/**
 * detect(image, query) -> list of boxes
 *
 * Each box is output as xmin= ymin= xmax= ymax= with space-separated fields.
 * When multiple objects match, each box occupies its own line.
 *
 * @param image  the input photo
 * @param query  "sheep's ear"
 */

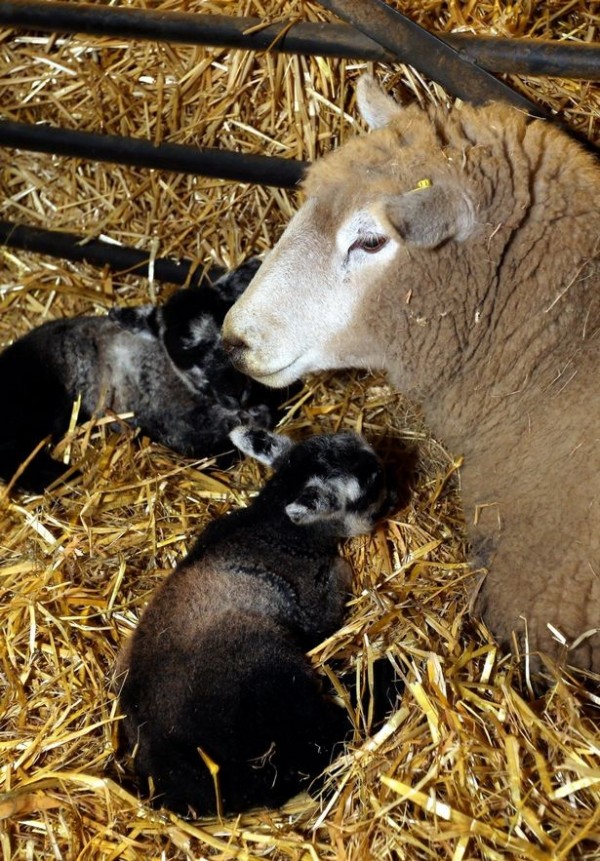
xmin=229 ymin=427 xmax=292 ymax=467
xmin=379 ymin=184 xmax=474 ymax=248
xmin=356 ymin=74 xmax=403 ymax=131
xmin=285 ymin=476 xmax=358 ymax=525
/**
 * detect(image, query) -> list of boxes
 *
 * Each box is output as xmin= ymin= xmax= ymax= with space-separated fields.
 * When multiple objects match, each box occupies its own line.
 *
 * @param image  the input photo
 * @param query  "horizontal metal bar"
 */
xmin=0 ymin=0 xmax=599 ymax=79
xmin=0 ymin=219 xmax=203 ymax=286
xmin=1 ymin=1 xmax=394 ymax=58
xmin=0 ymin=121 xmax=307 ymax=188
xmin=448 ymin=34 xmax=600 ymax=81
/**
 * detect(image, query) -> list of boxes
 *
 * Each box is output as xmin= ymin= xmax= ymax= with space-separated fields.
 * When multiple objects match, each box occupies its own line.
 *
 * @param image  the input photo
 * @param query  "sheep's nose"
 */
xmin=222 ymin=333 xmax=252 ymax=370
xmin=222 ymin=334 xmax=248 ymax=356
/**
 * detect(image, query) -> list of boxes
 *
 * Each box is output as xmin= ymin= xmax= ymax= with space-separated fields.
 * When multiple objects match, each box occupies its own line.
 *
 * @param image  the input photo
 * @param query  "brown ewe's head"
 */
xmin=222 ymin=75 xmax=477 ymax=389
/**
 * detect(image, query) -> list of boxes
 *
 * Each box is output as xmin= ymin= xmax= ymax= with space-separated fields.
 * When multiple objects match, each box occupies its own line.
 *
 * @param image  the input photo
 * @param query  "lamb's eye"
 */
xmin=349 ymin=234 xmax=388 ymax=254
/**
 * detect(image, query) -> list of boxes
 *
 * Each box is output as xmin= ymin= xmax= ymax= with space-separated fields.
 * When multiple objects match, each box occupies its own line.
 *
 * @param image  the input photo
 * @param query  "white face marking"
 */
xmin=331 ymin=475 xmax=362 ymax=503
xmin=184 ymin=317 xmax=217 ymax=347
xmin=306 ymin=474 xmax=363 ymax=507
xmin=222 ymin=201 xmax=398 ymax=387
xmin=285 ymin=475 xmax=368 ymax=528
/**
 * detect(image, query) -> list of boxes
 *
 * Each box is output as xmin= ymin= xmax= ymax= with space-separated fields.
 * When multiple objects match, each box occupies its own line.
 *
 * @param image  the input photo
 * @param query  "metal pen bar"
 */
xmin=317 ymin=0 xmax=549 ymax=116
xmin=0 ymin=219 xmax=203 ymax=286
xmin=5 ymin=2 xmax=391 ymax=58
xmin=0 ymin=0 xmax=599 ymax=79
xmin=0 ymin=121 xmax=307 ymax=189
xmin=447 ymin=34 xmax=600 ymax=81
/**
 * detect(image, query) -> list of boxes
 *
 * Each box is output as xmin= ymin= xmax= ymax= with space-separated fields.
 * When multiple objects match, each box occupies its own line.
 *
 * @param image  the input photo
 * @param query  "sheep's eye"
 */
xmin=349 ymin=234 xmax=388 ymax=254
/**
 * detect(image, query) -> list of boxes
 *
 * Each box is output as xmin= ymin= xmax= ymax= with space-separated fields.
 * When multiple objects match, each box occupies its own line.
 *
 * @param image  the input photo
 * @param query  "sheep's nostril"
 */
xmin=222 ymin=334 xmax=252 ymax=370
xmin=222 ymin=335 xmax=248 ymax=356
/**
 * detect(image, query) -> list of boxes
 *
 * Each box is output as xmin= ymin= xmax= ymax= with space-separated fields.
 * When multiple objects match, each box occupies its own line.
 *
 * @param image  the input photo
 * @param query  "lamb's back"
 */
xmin=118 ymin=613 xmax=345 ymax=815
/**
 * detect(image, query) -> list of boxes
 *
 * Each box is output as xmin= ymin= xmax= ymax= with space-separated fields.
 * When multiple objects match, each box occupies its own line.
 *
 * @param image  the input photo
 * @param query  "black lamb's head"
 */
xmin=207 ymin=257 xmax=262 ymax=316
xmin=184 ymin=256 xmax=263 ymax=325
xmin=108 ymin=257 xmax=264 ymax=401
xmin=230 ymin=428 xmax=398 ymax=537
xmin=157 ymin=290 xmax=221 ymax=372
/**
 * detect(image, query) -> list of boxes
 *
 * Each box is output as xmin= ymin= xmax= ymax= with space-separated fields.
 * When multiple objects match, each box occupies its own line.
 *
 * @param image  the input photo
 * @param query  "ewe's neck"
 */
xmin=388 ymin=246 xmax=599 ymax=459
xmin=388 ymin=121 xmax=600 ymax=456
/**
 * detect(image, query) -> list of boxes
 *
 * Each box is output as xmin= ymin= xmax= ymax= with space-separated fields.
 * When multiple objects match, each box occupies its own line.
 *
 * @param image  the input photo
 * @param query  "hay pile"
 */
xmin=1 ymin=1 xmax=599 ymax=858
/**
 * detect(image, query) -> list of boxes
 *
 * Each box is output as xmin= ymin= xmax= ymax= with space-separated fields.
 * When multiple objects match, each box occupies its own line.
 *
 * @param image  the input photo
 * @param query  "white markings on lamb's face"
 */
xmin=285 ymin=475 xmax=361 ymax=524
xmin=230 ymin=427 xmax=395 ymax=537
xmin=153 ymin=306 xmax=222 ymax=395
xmin=285 ymin=473 xmax=387 ymax=536
xmin=180 ymin=316 xmax=218 ymax=350
xmin=284 ymin=449 xmax=393 ymax=536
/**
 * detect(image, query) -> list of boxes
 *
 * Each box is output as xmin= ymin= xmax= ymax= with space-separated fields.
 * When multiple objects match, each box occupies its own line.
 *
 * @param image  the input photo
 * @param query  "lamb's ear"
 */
xmin=229 ymin=427 xmax=293 ymax=467
xmin=285 ymin=476 xmax=358 ymax=525
xmin=108 ymin=305 xmax=159 ymax=338
xmin=356 ymin=74 xmax=403 ymax=131
xmin=379 ymin=184 xmax=474 ymax=248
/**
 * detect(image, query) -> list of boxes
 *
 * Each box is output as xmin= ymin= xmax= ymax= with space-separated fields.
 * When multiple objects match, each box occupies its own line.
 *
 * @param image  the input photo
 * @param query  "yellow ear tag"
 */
xmin=415 ymin=178 xmax=432 ymax=190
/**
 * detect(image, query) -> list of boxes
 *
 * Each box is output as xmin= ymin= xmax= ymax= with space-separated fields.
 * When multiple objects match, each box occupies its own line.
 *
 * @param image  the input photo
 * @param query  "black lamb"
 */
xmin=115 ymin=427 xmax=398 ymax=817
xmin=0 ymin=258 xmax=291 ymax=492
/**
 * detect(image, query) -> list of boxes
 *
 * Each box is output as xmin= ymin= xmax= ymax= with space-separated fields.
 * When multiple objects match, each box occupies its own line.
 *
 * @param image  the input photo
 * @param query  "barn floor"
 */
xmin=0 ymin=1 xmax=599 ymax=859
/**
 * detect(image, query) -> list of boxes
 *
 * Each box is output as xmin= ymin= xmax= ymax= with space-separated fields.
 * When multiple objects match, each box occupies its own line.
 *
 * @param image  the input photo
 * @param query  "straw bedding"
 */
xmin=1 ymin=1 xmax=599 ymax=858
